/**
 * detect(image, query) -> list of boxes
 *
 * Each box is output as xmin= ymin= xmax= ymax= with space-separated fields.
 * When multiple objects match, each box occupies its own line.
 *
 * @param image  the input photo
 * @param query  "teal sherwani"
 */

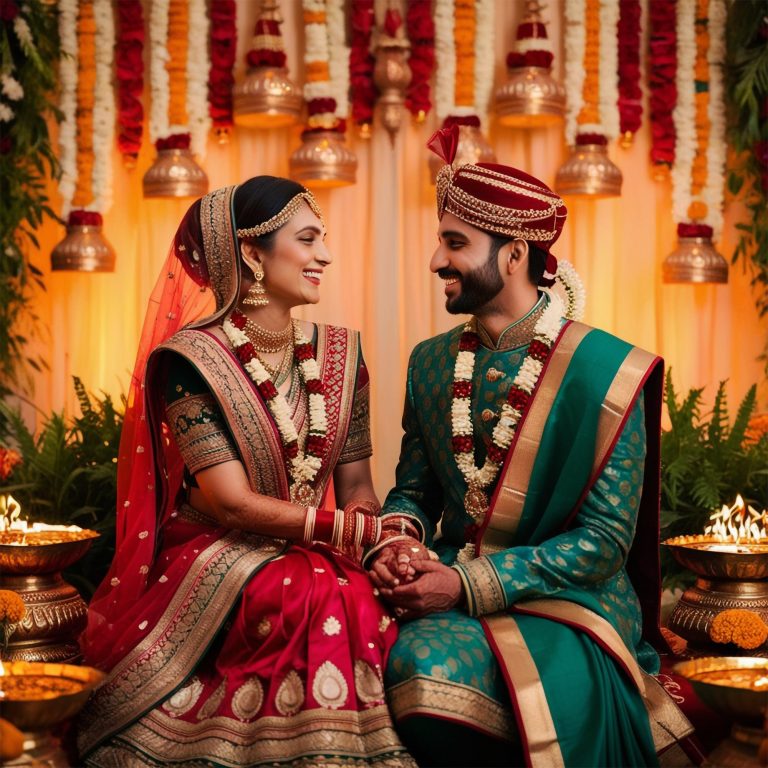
xmin=382 ymin=297 xmax=690 ymax=767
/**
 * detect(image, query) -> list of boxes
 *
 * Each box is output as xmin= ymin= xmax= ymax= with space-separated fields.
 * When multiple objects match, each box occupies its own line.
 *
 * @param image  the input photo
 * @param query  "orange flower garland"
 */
xmin=166 ymin=0 xmax=189 ymax=128
xmin=453 ymin=0 xmax=475 ymax=108
xmin=578 ymin=0 xmax=601 ymax=127
xmin=72 ymin=0 xmax=95 ymax=210
xmin=688 ymin=0 xmax=710 ymax=220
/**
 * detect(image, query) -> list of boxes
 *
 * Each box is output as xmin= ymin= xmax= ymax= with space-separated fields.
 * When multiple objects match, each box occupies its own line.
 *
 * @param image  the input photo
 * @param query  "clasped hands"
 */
xmin=368 ymin=538 xmax=464 ymax=621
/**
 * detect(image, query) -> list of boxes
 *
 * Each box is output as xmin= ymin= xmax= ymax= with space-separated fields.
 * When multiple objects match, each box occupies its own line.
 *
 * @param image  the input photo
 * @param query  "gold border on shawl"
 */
xmin=591 ymin=346 xmax=658 ymax=479
xmin=480 ymin=323 xmax=592 ymax=554
xmin=482 ymin=615 xmax=564 ymax=768
xmin=78 ymin=532 xmax=284 ymax=754
xmin=106 ymin=705 xmax=415 ymax=767
xmin=387 ymin=675 xmax=515 ymax=741
xmin=513 ymin=600 xmax=693 ymax=752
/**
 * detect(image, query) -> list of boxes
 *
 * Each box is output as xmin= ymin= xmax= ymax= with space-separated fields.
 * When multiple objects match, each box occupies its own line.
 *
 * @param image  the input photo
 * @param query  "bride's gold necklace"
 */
xmin=241 ymin=316 xmax=293 ymax=353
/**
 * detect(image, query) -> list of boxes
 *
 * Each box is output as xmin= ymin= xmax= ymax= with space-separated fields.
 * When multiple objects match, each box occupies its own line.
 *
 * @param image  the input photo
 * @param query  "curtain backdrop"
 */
xmin=25 ymin=0 xmax=766 ymax=498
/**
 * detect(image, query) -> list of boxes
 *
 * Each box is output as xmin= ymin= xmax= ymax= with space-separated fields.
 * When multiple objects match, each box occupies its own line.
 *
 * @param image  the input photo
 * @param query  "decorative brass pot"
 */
xmin=289 ymin=131 xmax=357 ymax=188
xmin=50 ymin=225 xmax=115 ymax=272
xmin=0 ymin=530 xmax=98 ymax=663
xmin=494 ymin=66 xmax=565 ymax=128
xmin=662 ymin=236 xmax=729 ymax=284
xmin=233 ymin=67 xmax=303 ymax=128
xmin=664 ymin=536 xmax=768 ymax=648
xmin=143 ymin=148 xmax=208 ymax=198
xmin=555 ymin=143 xmax=622 ymax=198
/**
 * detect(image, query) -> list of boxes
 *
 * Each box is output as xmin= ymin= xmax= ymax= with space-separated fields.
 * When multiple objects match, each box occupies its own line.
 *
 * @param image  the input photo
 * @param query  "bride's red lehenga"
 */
xmin=77 ymin=185 xmax=413 ymax=767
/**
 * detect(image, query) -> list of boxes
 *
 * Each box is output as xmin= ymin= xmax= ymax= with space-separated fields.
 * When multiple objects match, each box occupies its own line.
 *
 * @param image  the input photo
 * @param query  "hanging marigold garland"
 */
xmin=563 ymin=0 xmax=620 ymax=146
xmin=617 ymin=0 xmax=642 ymax=146
xmin=58 ymin=0 xmax=115 ymax=222
xmin=148 ymin=0 xmax=210 ymax=157
xmin=302 ymin=0 xmax=349 ymax=135
xmin=208 ymin=0 xmax=236 ymax=142
xmin=648 ymin=0 xmax=677 ymax=169
xmin=433 ymin=0 xmax=494 ymax=129
xmin=405 ymin=0 xmax=435 ymax=121
xmin=349 ymin=0 xmax=375 ymax=133
xmin=115 ymin=0 xmax=143 ymax=165
xmin=671 ymin=0 xmax=727 ymax=240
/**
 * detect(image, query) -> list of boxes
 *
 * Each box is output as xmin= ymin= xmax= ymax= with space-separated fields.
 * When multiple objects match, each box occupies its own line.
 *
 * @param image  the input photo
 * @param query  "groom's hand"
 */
xmin=369 ymin=538 xmax=431 ymax=588
xmin=379 ymin=559 xmax=464 ymax=619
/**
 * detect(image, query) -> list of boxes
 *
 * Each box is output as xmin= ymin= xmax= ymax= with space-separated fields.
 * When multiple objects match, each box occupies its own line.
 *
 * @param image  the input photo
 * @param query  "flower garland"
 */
xmin=405 ymin=0 xmax=435 ymax=121
xmin=453 ymin=292 xmax=565 ymax=563
xmin=115 ymin=0 xmax=144 ymax=164
xmin=433 ymin=0 xmax=494 ymax=125
xmin=564 ymin=0 xmax=620 ymax=146
xmin=302 ymin=0 xmax=348 ymax=133
xmin=349 ymin=0 xmax=375 ymax=132
xmin=208 ymin=0 xmax=236 ymax=142
xmin=617 ymin=0 xmax=642 ymax=146
xmin=671 ymin=0 xmax=727 ymax=240
xmin=223 ymin=311 xmax=329 ymax=502
xmin=648 ymin=0 xmax=677 ymax=169
xmin=58 ymin=0 xmax=115 ymax=219
xmin=149 ymin=0 xmax=210 ymax=158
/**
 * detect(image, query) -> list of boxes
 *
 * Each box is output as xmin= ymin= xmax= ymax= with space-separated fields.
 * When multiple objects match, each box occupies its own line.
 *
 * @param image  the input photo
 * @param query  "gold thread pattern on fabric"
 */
xmin=482 ymin=615 xmax=564 ymax=768
xmin=480 ymin=322 xmax=592 ymax=555
xmin=474 ymin=301 xmax=547 ymax=352
xmin=196 ymin=677 xmax=227 ymax=720
xmin=200 ymin=186 xmax=238 ymax=320
xmin=161 ymin=677 xmax=203 ymax=718
xmin=231 ymin=677 xmax=265 ymax=721
xmin=456 ymin=556 xmax=506 ymax=617
xmin=354 ymin=660 xmax=385 ymax=705
xmin=275 ymin=670 xmax=305 ymax=716
xmin=312 ymin=660 xmax=349 ymax=710
xmin=387 ymin=674 xmax=515 ymax=742
xmin=338 ymin=377 xmax=373 ymax=464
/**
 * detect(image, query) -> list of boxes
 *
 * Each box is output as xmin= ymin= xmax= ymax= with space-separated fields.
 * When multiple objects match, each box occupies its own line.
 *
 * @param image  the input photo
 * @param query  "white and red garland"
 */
xmin=453 ymin=291 xmax=565 ymax=563
xmin=223 ymin=310 xmax=329 ymax=492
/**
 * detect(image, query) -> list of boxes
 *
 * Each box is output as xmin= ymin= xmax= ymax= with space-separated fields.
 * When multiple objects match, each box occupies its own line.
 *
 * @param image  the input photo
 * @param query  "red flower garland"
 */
xmin=208 ymin=0 xmax=236 ymax=137
xmin=506 ymin=21 xmax=554 ymax=70
xmin=405 ymin=0 xmax=435 ymax=119
xmin=115 ymin=0 xmax=144 ymax=163
xmin=649 ymin=0 xmax=677 ymax=167
xmin=349 ymin=0 xmax=375 ymax=130
xmin=617 ymin=0 xmax=642 ymax=141
xmin=246 ymin=9 xmax=287 ymax=68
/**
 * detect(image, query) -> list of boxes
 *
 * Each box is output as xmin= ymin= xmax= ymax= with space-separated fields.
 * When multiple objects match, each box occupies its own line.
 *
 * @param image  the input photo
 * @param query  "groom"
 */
xmin=368 ymin=126 xmax=692 ymax=767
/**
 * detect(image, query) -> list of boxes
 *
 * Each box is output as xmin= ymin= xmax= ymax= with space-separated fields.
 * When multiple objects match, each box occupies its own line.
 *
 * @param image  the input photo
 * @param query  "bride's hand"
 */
xmin=368 ymin=538 xmax=432 ymax=588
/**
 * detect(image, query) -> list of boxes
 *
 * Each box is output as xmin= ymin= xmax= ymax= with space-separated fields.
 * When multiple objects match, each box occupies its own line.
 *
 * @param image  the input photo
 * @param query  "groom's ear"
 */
xmin=505 ymin=239 xmax=529 ymax=275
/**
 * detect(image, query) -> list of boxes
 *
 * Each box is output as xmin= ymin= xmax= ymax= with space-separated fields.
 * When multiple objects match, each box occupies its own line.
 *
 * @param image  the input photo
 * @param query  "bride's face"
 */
xmin=259 ymin=202 xmax=331 ymax=308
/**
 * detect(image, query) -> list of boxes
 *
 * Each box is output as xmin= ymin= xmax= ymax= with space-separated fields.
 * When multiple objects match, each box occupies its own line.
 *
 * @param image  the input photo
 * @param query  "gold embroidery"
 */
xmin=323 ymin=616 xmax=342 ymax=636
xmin=200 ymin=186 xmax=238 ymax=322
xmin=459 ymin=556 xmax=507 ymax=616
xmin=312 ymin=660 xmax=349 ymax=710
xmin=197 ymin=678 xmax=227 ymax=720
xmin=275 ymin=670 xmax=305 ymax=716
xmin=231 ymin=677 xmax=265 ymax=721
xmin=338 ymin=378 xmax=372 ymax=464
xmin=476 ymin=299 xmax=547 ymax=351
xmin=236 ymin=192 xmax=324 ymax=238
xmin=162 ymin=676 xmax=203 ymax=717
xmin=387 ymin=674 xmax=515 ymax=742
xmin=354 ymin=660 xmax=385 ymax=704
xmin=256 ymin=617 xmax=272 ymax=638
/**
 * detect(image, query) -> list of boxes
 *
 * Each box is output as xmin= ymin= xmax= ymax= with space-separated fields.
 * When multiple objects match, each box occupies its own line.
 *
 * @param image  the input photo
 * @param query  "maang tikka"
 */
xmin=243 ymin=264 xmax=269 ymax=307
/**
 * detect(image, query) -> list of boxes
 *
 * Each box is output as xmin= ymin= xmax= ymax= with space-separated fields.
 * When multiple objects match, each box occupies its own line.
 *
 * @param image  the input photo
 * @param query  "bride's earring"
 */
xmin=243 ymin=264 xmax=269 ymax=307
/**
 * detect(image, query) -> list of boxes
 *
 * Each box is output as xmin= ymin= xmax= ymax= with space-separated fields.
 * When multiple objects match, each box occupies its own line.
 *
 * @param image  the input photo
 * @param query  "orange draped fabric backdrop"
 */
xmin=26 ymin=0 xmax=766 ymax=498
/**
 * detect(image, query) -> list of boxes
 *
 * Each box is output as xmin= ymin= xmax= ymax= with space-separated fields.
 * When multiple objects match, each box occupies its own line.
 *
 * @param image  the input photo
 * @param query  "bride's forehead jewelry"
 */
xmin=235 ymin=192 xmax=324 ymax=239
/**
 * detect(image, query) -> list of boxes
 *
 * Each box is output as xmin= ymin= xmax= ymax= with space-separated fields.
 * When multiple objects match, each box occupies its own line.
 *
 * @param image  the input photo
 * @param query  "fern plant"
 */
xmin=660 ymin=370 xmax=768 ymax=590
xmin=0 ymin=378 xmax=124 ymax=598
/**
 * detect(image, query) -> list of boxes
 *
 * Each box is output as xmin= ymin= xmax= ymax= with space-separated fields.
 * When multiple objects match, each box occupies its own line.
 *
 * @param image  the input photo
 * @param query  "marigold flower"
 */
xmin=0 ymin=447 xmax=22 ymax=482
xmin=709 ymin=609 xmax=768 ymax=650
xmin=0 ymin=590 xmax=25 ymax=624
xmin=744 ymin=413 xmax=768 ymax=447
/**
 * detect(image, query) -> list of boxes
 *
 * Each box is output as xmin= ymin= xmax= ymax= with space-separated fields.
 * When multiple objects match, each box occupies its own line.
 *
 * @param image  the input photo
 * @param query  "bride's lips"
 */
xmin=303 ymin=270 xmax=322 ymax=286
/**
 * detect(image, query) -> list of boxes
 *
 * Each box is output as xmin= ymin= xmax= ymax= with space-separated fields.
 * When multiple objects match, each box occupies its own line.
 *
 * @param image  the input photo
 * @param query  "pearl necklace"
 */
xmin=452 ymin=293 xmax=564 ymax=561
xmin=223 ymin=309 xmax=328 ymax=505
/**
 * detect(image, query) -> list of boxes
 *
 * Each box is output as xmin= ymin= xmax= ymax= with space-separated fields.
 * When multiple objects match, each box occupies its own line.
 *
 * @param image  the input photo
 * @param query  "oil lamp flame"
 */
xmin=704 ymin=494 xmax=767 ymax=544
xmin=0 ymin=494 xmax=22 ymax=531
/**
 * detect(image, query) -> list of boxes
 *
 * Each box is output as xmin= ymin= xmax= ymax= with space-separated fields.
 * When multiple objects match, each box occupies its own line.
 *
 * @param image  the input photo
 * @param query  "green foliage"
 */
xmin=0 ymin=1 xmax=61 ymax=393
xmin=725 ymin=1 xmax=768 ymax=368
xmin=0 ymin=378 xmax=124 ymax=599
xmin=660 ymin=370 xmax=768 ymax=591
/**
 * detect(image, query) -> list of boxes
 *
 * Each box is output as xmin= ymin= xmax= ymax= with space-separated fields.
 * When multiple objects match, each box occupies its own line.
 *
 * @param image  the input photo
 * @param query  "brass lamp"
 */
xmin=372 ymin=24 xmax=412 ymax=145
xmin=555 ymin=141 xmax=622 ymax=198
xmin=51 ymin=211 xmax=115 ymax=272
xmin=143 ymin=136 xmax=208 ymax=199
xmin=662 ymin=224 xmax=728 ymax=283
xmin=428 ymin=120 xmax=496 ymax=183
xmin=289 ymin=130 xmax=357 ymax=188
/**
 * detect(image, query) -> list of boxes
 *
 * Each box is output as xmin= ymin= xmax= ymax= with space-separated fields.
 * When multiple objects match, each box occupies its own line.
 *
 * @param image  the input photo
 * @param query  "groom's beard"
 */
xmin=439 ymin=252 xmax=504 ymax=315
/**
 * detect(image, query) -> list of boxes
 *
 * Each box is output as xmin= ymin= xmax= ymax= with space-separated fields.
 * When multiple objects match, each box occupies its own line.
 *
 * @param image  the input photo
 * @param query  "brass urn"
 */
xmin=662 ymin=236 xmax=729 ymax=284
xmin=495 ymin=66 xmax=565 ymax=127
xmin=233 ymin=67 xmax=303 ymax=128
xmin=373 ymin=36 xmax=411 ymax=145
xmin=289 ymin=130 xmax=357 ymax=188
xmin=555 ymin=143 xmax=622 ymax=198
xmin=143 ymin=148 xmax=209 ymax=198
xmin=50 ymin=225 xmax=115 ymax=272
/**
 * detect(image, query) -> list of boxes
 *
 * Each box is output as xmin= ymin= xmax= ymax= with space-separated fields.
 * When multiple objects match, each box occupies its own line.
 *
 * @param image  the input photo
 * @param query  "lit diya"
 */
xmin=0 ymin=659 xmax=104 ymax=764
xmin=664 ymin=496 xmax=768 ymax=647
xmin=0 ymin=497 xmax=99 ymax=663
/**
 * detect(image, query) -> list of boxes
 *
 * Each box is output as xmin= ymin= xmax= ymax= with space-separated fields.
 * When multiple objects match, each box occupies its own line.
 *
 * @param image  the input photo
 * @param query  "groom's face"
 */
xmin=430 ymin=213 xmax=505 ymax=315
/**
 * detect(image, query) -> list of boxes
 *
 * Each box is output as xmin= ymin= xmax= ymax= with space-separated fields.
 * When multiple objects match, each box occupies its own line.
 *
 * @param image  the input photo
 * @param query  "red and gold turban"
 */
xmin=427 ymin=124 xmax=566 ymax=286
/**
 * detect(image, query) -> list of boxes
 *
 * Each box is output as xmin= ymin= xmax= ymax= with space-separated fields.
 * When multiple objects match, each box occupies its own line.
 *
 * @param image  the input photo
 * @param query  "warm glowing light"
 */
xmin=0 ymin=494 xmax=21 ymax=530
xmin=704 ymin=495 xmax=766 ymax=544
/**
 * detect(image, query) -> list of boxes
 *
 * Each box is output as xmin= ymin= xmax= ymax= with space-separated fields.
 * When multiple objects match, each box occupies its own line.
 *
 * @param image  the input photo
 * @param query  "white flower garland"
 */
xmin=434 ymin=0 xmax=456 ymax=122
xmin=58 ymin=0 xmax=78 ymax=216
xmin=564 ymin=0 xmax=586 ymax=145
xmin=598 ymin=0 xmax=619 ymax=140
xmin=13 ymin=17 xmax=33 ymax=50
xmin=303 ymin=0 xmax=329 ymax=102
xmin=92 ymin=0 xmax=115 ymax=213
xmin=554 ymin=259 xmax=586 ymax=321
xmin=186 ymin=0 xmax=211 ymax=159
xmin=672 ymin=0 xmax=696 ymax=226
xmin=704 ymin=0 xmax=726 ymax=239
xmin=454 ymin=292 xmax=565 ymax=563
xmin=0 ymin=103 xmax=13 ymax=122
xmin=148 ymin=0 xmax=170 ymax=145
xmin=473 ymin=0 xmax=494 ymax=124
xmin=222 ymin=316 xmax=329 ymax=487
xmin=0 ymin=75 xmax=23 ymax=101
xmin=326 ymin=0 xmax=349 ymax=119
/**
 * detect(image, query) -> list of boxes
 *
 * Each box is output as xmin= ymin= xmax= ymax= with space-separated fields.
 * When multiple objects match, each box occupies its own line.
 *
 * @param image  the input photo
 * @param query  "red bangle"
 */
xmin=314 ymin=507 xmax=336 ymax=542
